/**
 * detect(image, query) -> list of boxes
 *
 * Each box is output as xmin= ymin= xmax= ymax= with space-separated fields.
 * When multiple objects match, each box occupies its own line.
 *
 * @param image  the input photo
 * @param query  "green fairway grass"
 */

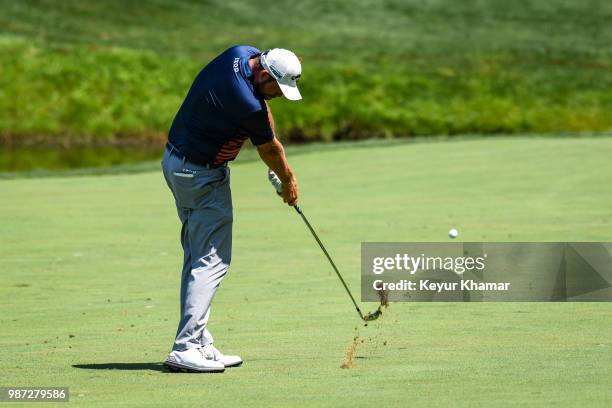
xmin=1 ymin=137 xmax=611 ymax=407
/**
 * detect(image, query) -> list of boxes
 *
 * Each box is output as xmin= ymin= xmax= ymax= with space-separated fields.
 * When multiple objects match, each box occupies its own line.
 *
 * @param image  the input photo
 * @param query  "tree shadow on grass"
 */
xmin=73 ymin=362 xmax=169 ymax=372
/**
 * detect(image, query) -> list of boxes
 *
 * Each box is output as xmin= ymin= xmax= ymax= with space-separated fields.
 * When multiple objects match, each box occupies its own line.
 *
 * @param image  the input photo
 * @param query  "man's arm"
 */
xmin=257 ymin=137 xmax=298 ymax=206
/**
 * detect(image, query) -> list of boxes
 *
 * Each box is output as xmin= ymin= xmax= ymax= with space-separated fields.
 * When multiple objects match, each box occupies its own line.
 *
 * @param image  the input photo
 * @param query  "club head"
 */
xmin=362 ymin=307 xmax=382 ymax=321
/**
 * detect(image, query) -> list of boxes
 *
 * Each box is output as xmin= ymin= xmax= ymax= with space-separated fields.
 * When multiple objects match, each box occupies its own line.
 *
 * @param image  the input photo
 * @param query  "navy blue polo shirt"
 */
xmin=167 ymin=45 xmax=274 ymax=167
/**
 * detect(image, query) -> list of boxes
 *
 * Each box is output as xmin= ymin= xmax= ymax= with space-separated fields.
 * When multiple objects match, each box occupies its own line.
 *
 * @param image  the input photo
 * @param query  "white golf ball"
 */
xmin=448 ymin=228 xmax=459 ymax=239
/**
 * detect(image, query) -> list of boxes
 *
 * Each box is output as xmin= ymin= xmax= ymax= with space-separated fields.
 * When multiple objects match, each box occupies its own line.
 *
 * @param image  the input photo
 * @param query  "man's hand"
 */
xmin=258 ymin=138 xmax=298 ymax=206
xmin=280 ymin=175 xmax=298 ymax=206
xmin=267 ymin=169 xmax=299 ymax=206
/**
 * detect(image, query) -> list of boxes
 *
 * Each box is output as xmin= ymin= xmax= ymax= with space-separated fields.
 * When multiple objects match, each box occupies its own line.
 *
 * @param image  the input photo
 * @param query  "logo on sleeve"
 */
xmin=233 ymin=58 xmax=240 ymax=73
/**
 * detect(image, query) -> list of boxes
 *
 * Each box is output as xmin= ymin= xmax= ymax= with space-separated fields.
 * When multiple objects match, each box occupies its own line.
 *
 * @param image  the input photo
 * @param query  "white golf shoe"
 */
xmin=202 ymin=343 xmax=243 ymax=368
xmin=164 ymin=347 xmax=225 ymax=373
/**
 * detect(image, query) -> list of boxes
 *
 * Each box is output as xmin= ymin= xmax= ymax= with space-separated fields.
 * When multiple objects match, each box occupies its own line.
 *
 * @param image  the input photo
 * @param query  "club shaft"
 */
xmin=294 ymin=205 xmax=363 ymax=319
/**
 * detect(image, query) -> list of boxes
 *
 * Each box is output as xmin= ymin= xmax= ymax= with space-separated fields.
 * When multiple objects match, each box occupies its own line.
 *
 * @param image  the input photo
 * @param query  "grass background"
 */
xmin=1 ymin=0 xmax=611 ymax=144
xmin=1 ymin=137 xmax=611 ymax=407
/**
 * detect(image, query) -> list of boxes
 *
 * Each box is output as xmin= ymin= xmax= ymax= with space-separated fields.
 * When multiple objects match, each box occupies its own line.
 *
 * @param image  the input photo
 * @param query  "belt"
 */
xmin=165 ymin=142 xmax=227 ymax=169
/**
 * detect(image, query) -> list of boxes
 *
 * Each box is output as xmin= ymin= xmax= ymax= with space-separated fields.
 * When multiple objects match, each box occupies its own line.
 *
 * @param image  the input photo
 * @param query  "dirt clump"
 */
xmin=340 ymin=335 xmax=360 ymax=369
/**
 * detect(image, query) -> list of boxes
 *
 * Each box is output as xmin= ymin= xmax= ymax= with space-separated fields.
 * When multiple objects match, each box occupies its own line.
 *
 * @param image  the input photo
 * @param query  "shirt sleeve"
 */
xmin=239 ymin=109 xmax=274 ymax=145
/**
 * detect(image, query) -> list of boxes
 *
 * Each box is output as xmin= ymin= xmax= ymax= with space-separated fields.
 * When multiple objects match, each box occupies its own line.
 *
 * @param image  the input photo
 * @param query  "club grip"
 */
xmin=267 ymin=169 xmax=283 ymax=194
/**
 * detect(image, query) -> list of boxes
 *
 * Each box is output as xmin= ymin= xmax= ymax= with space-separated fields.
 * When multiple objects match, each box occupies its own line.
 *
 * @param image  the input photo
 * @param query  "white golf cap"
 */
xmin=260 ymin=48 xmax=302 ymax=101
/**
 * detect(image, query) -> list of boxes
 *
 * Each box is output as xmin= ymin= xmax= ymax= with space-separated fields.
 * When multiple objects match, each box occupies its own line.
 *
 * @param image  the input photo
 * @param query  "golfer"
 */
xmin=161 ymin=46 xmax=301 ymax=372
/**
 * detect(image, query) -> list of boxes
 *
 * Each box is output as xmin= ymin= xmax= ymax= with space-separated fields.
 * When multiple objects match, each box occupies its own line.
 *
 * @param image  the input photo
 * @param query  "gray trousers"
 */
xmin=161 ymin=148 xmax=233 ymax=351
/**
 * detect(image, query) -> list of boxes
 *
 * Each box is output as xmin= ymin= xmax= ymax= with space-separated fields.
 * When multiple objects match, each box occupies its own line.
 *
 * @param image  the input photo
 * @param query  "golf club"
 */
xmin=268 ymin=170 xmax=382 ymax=322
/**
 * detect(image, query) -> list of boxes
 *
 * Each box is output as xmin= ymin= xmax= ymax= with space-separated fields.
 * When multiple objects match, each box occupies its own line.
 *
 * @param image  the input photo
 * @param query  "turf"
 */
xmin=1 ymin=0 xmax=611 ymax=142
xmin=1 ymin=137 xmax=611 ymax=407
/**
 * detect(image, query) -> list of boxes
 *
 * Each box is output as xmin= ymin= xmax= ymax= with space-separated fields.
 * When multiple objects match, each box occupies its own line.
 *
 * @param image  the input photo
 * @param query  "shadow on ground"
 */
xmin=73 ymin=363 xmax=167 ymax=372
